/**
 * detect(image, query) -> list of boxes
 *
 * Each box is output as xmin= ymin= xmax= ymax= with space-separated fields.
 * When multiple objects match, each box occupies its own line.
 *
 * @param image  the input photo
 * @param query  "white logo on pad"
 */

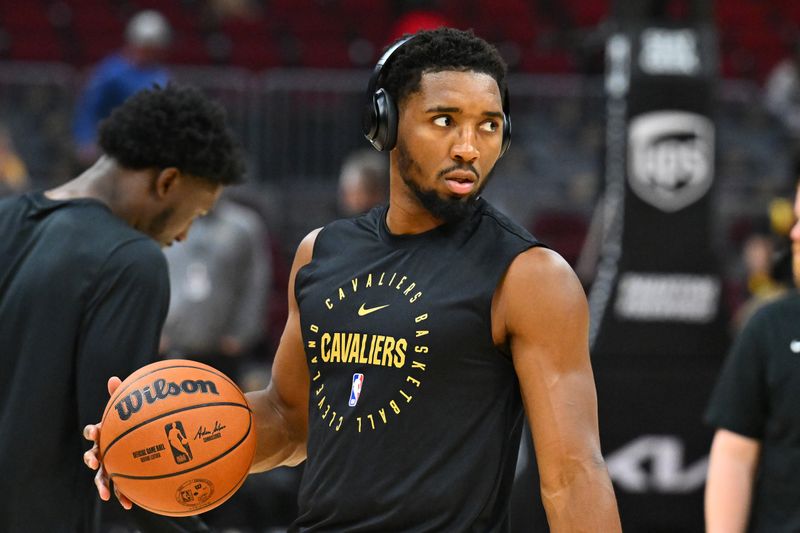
xmin=628 ymin=111 xmax=714 ymax=212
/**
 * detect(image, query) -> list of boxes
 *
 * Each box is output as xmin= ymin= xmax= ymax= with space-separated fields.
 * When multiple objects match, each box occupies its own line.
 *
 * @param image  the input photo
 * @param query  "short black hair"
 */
xmin=98 ymin=84 xmax=244 ymax=185
xmin=380 ymin=27 xmax=507 ymax=107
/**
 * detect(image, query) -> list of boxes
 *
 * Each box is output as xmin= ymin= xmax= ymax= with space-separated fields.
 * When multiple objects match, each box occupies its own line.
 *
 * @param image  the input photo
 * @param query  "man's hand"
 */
xmin=82 ymin=376 xmax=133 ymax=510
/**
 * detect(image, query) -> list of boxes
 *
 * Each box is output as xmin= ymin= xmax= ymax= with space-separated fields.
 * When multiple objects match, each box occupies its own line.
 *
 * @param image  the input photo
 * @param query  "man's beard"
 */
xmin=144 ymin=206 xmax=175 ymax=246
xmin=396 ymin=140 xmax=488 ymax=224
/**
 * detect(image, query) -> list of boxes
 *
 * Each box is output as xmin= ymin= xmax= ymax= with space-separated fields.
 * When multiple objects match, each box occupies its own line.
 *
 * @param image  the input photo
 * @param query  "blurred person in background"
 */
xmin=0 ymin=124 xmax=29 ymax=196
xmin=336 ymin=148 xmax=388 ymax=216
xmin=705 ymin=180 xmax=800 ymax=532
xmin=0 ymin=84 xmax=243 ymax=533
xmin=730 ymin=196 xmax=796 ymax=331
xmin=160 ymin=192 xmax=271 ymax=385
xmin=72 ymin=10 xmax=172 ymax=168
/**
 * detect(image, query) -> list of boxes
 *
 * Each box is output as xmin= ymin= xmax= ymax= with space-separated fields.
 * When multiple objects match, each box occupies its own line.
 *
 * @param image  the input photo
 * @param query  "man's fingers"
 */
xmin=95 ymin=466 xmax=133 ymax=510
xmin=113 ymin=483 xmax=133 ymax=510
xmin=83 ymin=423 xmax=101 ymax=442
xmin=86 ymin=378 xmax=129 ymax=508
xmin=94 ymin=467 xmax=111 ymax=501
xmin=107 ymin=376 xmax=122 ymax=396
xmin=83 ymin=442 xmax=100 ymax=470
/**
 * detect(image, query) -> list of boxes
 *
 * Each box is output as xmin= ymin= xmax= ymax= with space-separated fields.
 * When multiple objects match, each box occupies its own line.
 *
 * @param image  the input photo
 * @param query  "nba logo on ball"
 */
xmin=165 ymin=421 xmax=193 ymax=464
xmin=349 ymin=373 xmax=364 ymax=407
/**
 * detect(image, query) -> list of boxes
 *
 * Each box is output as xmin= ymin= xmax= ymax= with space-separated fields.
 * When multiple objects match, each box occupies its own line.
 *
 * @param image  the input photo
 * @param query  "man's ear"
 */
xmin=153 ymin=167 xmax=181 ymax=199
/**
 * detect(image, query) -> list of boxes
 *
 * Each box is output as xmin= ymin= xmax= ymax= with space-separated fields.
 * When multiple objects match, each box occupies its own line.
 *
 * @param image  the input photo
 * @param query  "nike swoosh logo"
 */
xmin=358 ymin=303 xmax=390 ymax=316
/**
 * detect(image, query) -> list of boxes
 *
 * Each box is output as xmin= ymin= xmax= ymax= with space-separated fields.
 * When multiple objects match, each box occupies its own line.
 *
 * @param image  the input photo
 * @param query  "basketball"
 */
xmin=99 ymin=359 xmax=256 ymax=516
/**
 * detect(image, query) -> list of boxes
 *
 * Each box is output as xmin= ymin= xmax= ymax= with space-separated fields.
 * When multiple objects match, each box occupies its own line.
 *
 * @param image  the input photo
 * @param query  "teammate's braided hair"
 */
xmin=98 ymin=83 xmax=244 ymax=185
xmin=380 ymin=27 xmax=508 ymax=107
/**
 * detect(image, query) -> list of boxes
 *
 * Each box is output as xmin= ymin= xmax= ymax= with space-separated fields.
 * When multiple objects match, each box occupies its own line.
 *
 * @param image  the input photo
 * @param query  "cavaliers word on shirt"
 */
xmin=293 ymin=199 xmax=541 ymax=532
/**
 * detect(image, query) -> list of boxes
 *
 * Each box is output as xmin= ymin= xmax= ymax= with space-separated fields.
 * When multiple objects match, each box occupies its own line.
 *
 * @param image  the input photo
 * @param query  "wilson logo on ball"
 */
xmin=115 ymin=378 xmax=220 ymax=421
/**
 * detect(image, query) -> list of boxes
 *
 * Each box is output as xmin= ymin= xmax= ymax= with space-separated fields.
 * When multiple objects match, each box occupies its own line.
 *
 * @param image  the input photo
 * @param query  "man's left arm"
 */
xmin=497 ymin=246 xmax=621 ymax=531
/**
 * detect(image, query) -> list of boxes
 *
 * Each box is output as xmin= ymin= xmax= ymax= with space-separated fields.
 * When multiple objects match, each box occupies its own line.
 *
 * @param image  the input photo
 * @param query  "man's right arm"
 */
xmin=84 ymin=229 xmax=319 ymax=504
xmin=705 ymin=428 xmax=761 ymax=533
xmin=246 ymin=228 xmax=320 ymax=471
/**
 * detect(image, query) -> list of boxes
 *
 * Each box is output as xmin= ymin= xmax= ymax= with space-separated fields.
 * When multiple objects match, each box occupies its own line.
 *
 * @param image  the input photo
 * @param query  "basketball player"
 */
xmin=1 ymin=84 xmax=243 ymax=532
xmin=704 ymin=180 xmax=800 ymax=532
xmin=86 ymin=29 xmax=620 ymax=530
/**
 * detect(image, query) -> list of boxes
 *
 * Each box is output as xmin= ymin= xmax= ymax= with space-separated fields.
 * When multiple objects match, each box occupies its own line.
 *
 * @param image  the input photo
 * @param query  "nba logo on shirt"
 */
xmin=349 ymin=373 xmax=364 ymax=407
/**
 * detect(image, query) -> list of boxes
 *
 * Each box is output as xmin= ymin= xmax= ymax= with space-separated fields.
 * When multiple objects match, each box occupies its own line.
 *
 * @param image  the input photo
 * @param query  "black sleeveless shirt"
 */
xmin=293 ymin=199 xmax=540 ymax=532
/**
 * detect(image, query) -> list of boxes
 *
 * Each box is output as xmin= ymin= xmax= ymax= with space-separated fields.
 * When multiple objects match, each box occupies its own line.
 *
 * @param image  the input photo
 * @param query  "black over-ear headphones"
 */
xmin=362 ymin=35 xmax=512 ymax=157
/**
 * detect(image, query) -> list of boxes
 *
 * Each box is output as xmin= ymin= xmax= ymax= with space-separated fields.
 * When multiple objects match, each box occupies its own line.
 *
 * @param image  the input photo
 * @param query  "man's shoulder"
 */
xmin=52 ymin=199 xmax=149 ymax=244
xmin=751 ymin=290 xmax=800 ymax=320
xmin=90 ymin=238 xmax=168 ymax=300
xmin=37 ymin=198 xmax=163 ymax=272
xmin=733 ymin=291 xmax=800 ymax=346
xmin=89 ymin=53 xmax=131 ymax=78
xmin=320 ymin=207 xmax=383 ymax=239
xmin=477 ymin=200 xmax=539 ymax=246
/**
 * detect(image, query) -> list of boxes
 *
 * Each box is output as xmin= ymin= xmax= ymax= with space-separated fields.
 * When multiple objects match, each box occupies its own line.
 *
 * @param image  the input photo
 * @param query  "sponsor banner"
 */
xmin=614 ymin=272 xmax=720 ymax=322
xmin=590 ymin=22 xmax=729 ymax=359
xmin=595 ymin=365 xmax=718 ymax=531
xmin=638 ymin=28 xmax=702 ymax=76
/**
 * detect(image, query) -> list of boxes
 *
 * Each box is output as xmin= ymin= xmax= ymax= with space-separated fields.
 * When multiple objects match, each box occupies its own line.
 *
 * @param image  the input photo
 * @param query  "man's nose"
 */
xmin=451 ymin=127 xmax=479 ymax=162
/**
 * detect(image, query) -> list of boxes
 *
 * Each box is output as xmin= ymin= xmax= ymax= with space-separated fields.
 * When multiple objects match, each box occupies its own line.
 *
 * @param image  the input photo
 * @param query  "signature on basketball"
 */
xmin=195 ymin=421 xmax=226 ymax=442
xmin=114 ymin=378 xmax=220 ymax=421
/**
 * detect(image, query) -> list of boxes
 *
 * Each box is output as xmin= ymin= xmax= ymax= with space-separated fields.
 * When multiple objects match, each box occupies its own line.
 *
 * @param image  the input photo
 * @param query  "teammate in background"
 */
xmin=336 ymin=148 xmax=388 ymax=216
xmin=72 ymin=10 xmax=172 ymax=168
xmin=705 ymin=181 xmax=800 ymax=532
xmin=1 ymin=84 xmax=243 ymax=532
xmin=85 ymin=28 xmax=620 ymax=530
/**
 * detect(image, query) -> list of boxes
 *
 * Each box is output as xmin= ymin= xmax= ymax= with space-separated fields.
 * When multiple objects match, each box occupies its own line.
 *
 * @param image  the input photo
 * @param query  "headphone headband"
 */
xmin=365 ymin=35 xmax=416 ymax=107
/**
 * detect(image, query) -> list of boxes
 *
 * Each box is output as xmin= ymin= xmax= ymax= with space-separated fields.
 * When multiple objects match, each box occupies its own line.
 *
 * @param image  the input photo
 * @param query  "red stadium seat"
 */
xmin=7 ymin=28 xmax=64 ymax=62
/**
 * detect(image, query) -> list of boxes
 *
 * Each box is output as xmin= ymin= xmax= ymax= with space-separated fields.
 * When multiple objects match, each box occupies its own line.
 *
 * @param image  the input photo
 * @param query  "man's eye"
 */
xmin=433 ymin=116 xmax=452 ymax=127
xmin=480 ymin=121 xmax=499 ymax=132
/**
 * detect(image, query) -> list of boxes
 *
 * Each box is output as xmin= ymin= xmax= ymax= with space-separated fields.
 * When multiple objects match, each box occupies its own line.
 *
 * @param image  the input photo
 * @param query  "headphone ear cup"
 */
xmin=362 ymin=93 xmax=380 ymax=147
xmin=499 ymin=113 xmax=511 ymax=158
xmin=370 ymin=88 xmax=398 ymax=152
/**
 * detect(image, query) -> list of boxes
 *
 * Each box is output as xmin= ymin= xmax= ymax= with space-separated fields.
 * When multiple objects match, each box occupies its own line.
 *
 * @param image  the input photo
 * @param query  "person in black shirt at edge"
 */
xmin=705 ymin=179 xmax=800 ymax=533
xmin=0 ymin=84 xmax=244 ymax=533
xmin=85 ymin=28 xmax=621 ymax=531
